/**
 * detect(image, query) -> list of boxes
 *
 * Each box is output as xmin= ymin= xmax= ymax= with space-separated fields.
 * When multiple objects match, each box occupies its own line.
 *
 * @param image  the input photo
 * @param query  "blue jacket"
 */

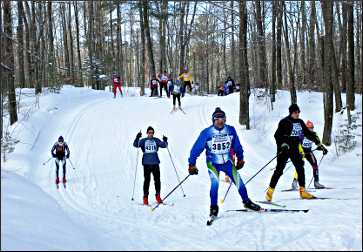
xmin=188 ymin=124 xmax=244 ymax=165
xmin=133 ymin=137 xmax=167 ymax=165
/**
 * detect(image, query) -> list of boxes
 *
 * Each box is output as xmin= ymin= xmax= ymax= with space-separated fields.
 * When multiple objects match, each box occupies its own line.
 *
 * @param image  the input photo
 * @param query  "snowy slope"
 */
xmin=1 ymin=86 xmax=362 ymax=250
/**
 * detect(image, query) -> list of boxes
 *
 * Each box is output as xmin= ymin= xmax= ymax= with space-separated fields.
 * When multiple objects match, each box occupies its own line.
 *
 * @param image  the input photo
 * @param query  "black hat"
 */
xmin=58 ymin=136 xmax=64 ymax=142
xmin=212 ymin=107 xmax=226 ymax=122
xmin=146 ymin=126 xmax=154 ymax=133
xmin=289 ymin=104 xmax=300 ymax=114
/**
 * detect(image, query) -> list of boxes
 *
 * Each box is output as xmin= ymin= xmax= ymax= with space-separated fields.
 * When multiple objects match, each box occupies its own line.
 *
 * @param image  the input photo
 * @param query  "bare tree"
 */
xmin=346 ymin=2 xmax=355 ymax=110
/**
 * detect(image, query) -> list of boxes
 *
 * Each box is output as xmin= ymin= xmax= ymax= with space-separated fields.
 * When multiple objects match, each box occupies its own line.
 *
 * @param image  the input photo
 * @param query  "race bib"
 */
xmin=209 ymin=134 xmax=231 ymax=155
xmin=145 ymin=140 xmax=157 ymax=153
xmin=291 ymin=123 xmax=303 ymax=139
xmin=302 ymin=138 xmax=313 ymax=149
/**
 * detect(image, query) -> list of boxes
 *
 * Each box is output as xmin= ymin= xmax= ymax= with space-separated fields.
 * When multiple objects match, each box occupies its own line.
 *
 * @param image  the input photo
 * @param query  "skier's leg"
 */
xmin=290 ymin=150 xmax=306 ymax=187
xmin=113 ymin=84 xmax=116 ymax=98
xmin=269 ymin=151 xmax=289 ymax=188
xmin=177 ymin=94 xmax=181 ymax=107
xmin=118 ymin=85 xmax=123 ymax=96
xmin=143 ymin=165 xmax=152 ymax=196
xmin=152 ymin=165 xmax=161 ymax=195
xmin=62 ymin=159 xmax=67 ymax=181
xmin=172 ymin=94 xmax=176 ymax=107
xmin=55 ymin=159 xmax=60 ymax=183
xmin=207 ymin=162 xmax=220 ymax=207
xmin=223 ymin=161 xmax=249 ymax=202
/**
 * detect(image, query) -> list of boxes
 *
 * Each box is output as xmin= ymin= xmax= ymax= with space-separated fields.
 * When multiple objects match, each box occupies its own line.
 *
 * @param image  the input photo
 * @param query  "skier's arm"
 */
xmin=51 ymin=144 xmax=56 ymax=157
xmin=133 ymin=137 xmax=143 ymax=148
xmin=231 ymin=127 xmax=244 ymax=161
xmin=274 ymin=119 xmax=290 ymax=146
xmin=65 ymin=143 xmax=70 ymax=158
xmin=156 ymin=138 xmax=168 ymax=148
xmin=188 ymin=130 xmax=208 ymax=165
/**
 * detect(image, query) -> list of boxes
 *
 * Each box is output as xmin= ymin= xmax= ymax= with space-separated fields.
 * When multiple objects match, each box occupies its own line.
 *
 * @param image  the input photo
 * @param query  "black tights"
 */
xmin=143 ymin=165 xmax=161 ymax=196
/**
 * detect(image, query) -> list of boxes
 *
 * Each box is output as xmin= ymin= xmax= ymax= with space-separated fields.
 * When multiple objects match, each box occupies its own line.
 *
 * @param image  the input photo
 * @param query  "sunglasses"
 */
xmin=147 ymin=131 xmax=154 ymax=134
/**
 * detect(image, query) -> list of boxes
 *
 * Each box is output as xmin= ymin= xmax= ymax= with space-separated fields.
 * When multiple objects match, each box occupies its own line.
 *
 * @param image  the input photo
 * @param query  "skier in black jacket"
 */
xmin=265 ymin=104 xmax=328 ymax=201
xmin=51 ymin=136 xmax=70 ymax=186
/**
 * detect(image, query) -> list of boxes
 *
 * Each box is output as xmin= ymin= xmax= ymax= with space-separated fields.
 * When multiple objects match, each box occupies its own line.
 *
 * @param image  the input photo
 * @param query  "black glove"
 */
xmin=281 ymin=143 xmax=290 ymax=152
xmin=188 ymin=165 xmax=198 ymax=175
xmin=52 ymin=153 xmax=56 ymax=158
xmin=236 ymin=159 xmax=245 ymax=170
xmin=66 ymin=154 xmax=70 ymax=159
xmin=317 ymin=144 xmax=328 ymax=155
xmin=136 ymin=132 xmax=142 ymax=139
xmin=163 ymin=136 xmax=168 ymax=142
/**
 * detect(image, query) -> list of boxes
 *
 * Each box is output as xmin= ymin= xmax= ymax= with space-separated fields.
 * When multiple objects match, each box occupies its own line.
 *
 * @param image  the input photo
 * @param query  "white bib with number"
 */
xmin=145 ymin=140 xmax=157 ymax=153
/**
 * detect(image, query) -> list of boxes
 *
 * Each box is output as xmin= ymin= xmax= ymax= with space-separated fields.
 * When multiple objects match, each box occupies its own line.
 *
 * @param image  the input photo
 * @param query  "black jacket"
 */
xmin=274 ymin=115 xmax=320 ymax=151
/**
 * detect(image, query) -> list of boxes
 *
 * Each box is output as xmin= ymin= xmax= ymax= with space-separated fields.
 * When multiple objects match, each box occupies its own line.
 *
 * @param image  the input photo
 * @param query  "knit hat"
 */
xmin=212 ymin=107 xmax=226 ymax=122
xmin=146 ymin=126 xmax=154 ymax=133
xmin=289 ymin=104 xmax=300 ymax=114
xmin=58 ymin=136 xmax=64 ymax=142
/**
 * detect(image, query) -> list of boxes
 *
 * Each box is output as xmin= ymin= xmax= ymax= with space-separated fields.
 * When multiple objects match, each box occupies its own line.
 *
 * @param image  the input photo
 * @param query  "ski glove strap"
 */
xmin=317 ymin=144 xmax=328 ymax=155
xmin=236 ymin=159 xmax=245 ymax=170
xmin=188 ymin=165 xmax=198 ymax=175
xmin=281 ymin=143 xmax=290 ymax=152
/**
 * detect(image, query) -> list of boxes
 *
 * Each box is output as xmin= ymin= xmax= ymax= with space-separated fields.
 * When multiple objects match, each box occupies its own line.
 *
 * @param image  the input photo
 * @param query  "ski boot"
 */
xmin=155 ymin=194 xmax=163 ymax=204
xmin=265 ymin=186 xmax=275 ymax=202
xmin=209 ymin=205 xmax=219 ymax=217
xmin=143 ymin=195 xmax=149 ymax=205
xmin=55 ymin=177 xmax=60 ymax=185
xmin=314 ymin=180 xmax=325 ymax=189
xmin=63 ymin=177 xmax=67 ymax=183
xmin=243 ymin=198 xmax=262 ymax=211
xmin=225 ymin=175 xmax=230 ymax=183
xmin=291 ymin=178 xmax=298 ymax=190
xmin=299 ymin=186 xmax=316 ymax=199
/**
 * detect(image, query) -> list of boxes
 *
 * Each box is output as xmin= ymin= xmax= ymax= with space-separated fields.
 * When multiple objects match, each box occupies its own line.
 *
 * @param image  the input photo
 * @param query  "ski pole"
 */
xmin=131 ymin=148 xmax=140 ymax=201
xmin=166 ymin=145 xmax=186 ymax=197
xmin=68 ymin=158 xmax=76 ymax=170
xmin=307 ymin=154 xmax=325 ymax=189
xmin=42 ymin=157 xmax=53 ymax=165
xmin=151 ymin=174 xmax=190 ymax=212
xmin=270 ymin=148 xmax=318 ymax=171
xmin=221 ymin=152 xmax=282 ymax=204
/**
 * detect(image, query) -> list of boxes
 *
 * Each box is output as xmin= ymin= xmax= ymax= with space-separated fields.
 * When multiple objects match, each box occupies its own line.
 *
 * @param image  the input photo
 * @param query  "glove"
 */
xmin=66 ymin=154 xmax=70 ymax=159
xmin=136 ymin=132 xmax=142 ymax=139
xmin=52 ymin=153 xmax=56 ymax=158
xmin=317 ymin=144 xmax=328 ymax=155
xmin=163 ymin=136 xmax=168 ymax=142
xmin=236 ymin=159 xmax=245 ymax=170
xmin=281 ymin=143 xmax=290 ymax=152
xmin=188 ymin=165 xmax=198 ymax=175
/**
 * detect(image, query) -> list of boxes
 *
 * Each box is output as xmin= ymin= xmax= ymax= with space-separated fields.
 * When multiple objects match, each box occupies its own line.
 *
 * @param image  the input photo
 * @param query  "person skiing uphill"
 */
xmin=291 ymin=120 xmax=328 ymax=190
xmin=187 ymin=107 xmax=261 ymax=218
xmin=51 ymin=136 xmax=70 ymax=186
xmin=112 ymin=74 xmax=123 ymax=98
xmin=170 ymin=79 xmax=182 ymax=112
xmin=133 ymin=126 xmax=168 ymax=205
xmin=265 ymin=104 xmax=328 ymax=201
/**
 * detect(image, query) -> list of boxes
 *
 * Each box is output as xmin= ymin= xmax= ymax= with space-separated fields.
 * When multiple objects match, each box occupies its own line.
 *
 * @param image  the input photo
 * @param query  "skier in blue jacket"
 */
xmin=133 ymin=126 xmax=168 ymax=205
xmin=187 ymin=107 xmax=261 ymax=218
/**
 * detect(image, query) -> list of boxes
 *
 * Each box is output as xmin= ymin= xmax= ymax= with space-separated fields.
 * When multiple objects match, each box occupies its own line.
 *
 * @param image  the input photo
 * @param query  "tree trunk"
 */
xmin=276 ymin=0 xmax=283 ymax=90
xmin=308 ymin=1 xmax=317 ymax=88
xmin=74 ymin=1 xmax=83 ymax=86
xmin=320 ymin=0 xmax=334 ymax=145
xmin=17 ymin=1 xmax=25 ymax=88
xmin=346 ymin=2 xmax=355 ymax=110
xmin=68 ymin=2 xmax=75 ymax=84
xmin=139 ymin=1 xmax=146 ymax=96
xmin=255 ymin=1 xmax=268 ymax=89
xmin=231 ymin=1 xmax=236 ymax=81
xmin=143 ymin=0 xmax=156 ymax=79
xmin=299 ymin=0 xmax=306 ymax=88
xmin=340 ymin=3 xmax=348 ymax=93
xmin=3 ymin=0 xmax=18 ymax=125
xmin=47 ymin=2 xmax=56 ymax=87
xmin=271 ymin=0 xmax=276 ymax=103
xmin=88 ymin=1 xmax=95 ymax=89
xmin=239 ymin=0 xmax=250 ymax=129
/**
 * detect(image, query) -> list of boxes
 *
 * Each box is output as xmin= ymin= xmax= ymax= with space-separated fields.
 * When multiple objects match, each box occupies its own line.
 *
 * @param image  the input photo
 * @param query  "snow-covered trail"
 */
xmin=7 ymin=87 xmax=362 ymax=250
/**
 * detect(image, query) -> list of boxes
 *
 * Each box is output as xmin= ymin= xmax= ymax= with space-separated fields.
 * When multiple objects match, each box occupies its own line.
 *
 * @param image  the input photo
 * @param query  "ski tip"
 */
xmin=220 ymin=199 xmax=225 ymax=204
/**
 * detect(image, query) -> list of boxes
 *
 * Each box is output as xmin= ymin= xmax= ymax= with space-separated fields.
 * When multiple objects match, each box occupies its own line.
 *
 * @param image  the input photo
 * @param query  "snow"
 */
xmin=1 ymin=86 xmax=362 ymax=250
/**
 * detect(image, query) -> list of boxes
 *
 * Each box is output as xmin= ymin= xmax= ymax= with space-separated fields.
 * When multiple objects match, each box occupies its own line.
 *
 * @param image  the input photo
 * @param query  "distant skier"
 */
xmin=291 ymin=120 xmax=328 ymax=190
xmin=187 ymin=107 xmax=261 ymax=219
xmin=265 ymin=104 xmax=328 ymax=201
xmin=133 ymin=126 xmax=168 ymax=205
xmin=169 ymin=79 xmax=182 ymax=112
xmin=149 ymin=75 xmax=159 ymax=97
xmin=178 ymin=67 xmax=193 ymax=97
xmin=225 ymin=76 xmax=235 ymax=94
xmin=51 ymin=136 xmax=70 ymax=186
xmin=112 ymin=73 xmax=123 ymax=98
xmin=158 ymin=71 xmax=169 ymax=97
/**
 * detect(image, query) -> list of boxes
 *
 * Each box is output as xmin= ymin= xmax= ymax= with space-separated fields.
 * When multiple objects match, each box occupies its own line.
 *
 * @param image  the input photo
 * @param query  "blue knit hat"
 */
xmin=212 ymin=107 xmax=226 ymax=122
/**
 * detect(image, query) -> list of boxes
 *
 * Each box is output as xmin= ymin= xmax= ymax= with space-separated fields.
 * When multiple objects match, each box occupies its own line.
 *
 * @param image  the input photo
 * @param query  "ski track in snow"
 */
xmin=3 ymin=88 xmax=362 ymax=250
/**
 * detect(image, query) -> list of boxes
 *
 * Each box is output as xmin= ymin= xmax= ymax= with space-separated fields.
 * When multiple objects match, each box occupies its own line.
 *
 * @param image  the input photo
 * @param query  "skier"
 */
xmin=169 ymin=79 xmax=182 ymax=112
xmin=217 ymin=84 xmax=224 ymax=96
xmin=158 ymin=71 xmax=169 ymax=97
xmin=265 ymin=104 xmax=328 ymax=201
xmin=187 ymin=107 xmax=261 ymax=219
xmin=166 ymin=76 xmax=174 ymax=98
xmin=178 ymin=67 xmax=193 ymax=97
xmin=112 ymin=73 xmax=123 ymax=98
xmin=149 ymin=75 xmax=159 ymax=97
xmin=51 ymin=136 xmax=70 ymax=186
xmin=225 ymin=76 xmax=235 ymax=94
xmin=133 ymin=126 xmax=168 ymax=205
xmin=291 ymin=120 xmax=328 ymax=190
